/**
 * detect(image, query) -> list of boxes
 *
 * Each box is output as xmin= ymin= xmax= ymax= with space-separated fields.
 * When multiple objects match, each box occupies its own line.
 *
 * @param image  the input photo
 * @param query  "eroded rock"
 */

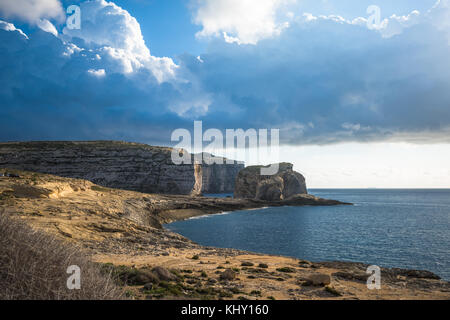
xmin=234 ymin=163 xmax=307 ymax=201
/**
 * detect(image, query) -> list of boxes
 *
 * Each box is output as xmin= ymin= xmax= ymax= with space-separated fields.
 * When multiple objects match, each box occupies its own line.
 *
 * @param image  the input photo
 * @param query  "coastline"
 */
xmin=1 ymin=170 xmax=449 ymax=300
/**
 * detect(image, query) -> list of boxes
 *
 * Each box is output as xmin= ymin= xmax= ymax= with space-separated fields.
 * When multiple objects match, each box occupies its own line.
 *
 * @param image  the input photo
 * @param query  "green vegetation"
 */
xmin=91 ymin=185 xmax=111 ymax=192
xmin=143 ymin=281 xmax=185 ymax=298
xmin=247 ymin=268 xmax=268 ymax=274
xmin=100 ymin=264 xmax=158 ymax=286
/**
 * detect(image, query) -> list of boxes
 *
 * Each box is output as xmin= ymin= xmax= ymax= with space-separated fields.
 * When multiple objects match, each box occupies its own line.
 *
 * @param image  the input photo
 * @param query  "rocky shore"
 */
xmin=1 ymin=170 xmax=449 ymax=300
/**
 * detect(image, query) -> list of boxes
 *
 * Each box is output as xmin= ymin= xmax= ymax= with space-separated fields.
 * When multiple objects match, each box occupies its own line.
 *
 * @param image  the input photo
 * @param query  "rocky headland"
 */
xmin=1 ymin=169 xmax=448 ymax=300
xmin=234 ymin=162 xmax=308 ymax=201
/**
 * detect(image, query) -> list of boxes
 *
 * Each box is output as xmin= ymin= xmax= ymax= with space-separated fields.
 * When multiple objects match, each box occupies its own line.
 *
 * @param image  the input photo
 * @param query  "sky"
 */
xmin=0 ymin=0 xmax=449 ymax=188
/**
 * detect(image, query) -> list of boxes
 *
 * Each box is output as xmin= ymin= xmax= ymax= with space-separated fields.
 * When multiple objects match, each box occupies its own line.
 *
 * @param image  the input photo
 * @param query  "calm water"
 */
xmin=166 ymin=189 xmax=450 ymax=280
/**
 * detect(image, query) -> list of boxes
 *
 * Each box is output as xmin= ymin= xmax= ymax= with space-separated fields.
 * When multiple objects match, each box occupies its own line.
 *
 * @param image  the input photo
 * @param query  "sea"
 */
xmin=165 ymin=189 xmax=450 ymax=280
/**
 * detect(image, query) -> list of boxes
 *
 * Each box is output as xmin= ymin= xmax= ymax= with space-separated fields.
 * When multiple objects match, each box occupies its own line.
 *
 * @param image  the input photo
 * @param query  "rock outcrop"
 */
xmin=234 ymin=163 xmax=307 ymax=201
xmin=0 ymin=141 xmax=244 ymax=195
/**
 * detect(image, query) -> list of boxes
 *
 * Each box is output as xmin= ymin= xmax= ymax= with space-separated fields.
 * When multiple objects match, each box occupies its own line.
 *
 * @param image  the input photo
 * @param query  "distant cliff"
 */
xmin=0 ymin=141 xmax=244 ymax=195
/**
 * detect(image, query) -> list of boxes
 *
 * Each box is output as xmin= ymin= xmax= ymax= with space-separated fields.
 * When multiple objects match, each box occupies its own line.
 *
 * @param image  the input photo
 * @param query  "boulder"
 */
xmin=234 ymin=163 xmax=307 ymax=201
xmin=307 ymin=273 xmax=331 ymax=286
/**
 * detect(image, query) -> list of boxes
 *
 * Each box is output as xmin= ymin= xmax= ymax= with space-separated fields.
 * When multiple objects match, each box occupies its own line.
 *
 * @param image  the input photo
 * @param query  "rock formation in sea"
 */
xmin=0 ymin=141 xmax=244 ymax=195
xmin=234 ymin=162 xmax=308 ymax=201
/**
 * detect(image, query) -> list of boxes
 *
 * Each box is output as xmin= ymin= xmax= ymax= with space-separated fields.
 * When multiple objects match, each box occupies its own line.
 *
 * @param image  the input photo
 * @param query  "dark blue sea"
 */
xmin=166 ymin=189 xmax=450 ymax=280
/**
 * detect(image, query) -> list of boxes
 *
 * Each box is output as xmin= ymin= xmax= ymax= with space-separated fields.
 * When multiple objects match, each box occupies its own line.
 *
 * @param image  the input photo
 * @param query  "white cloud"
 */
xmin=192 ymin=0 xmax=296 ymax=44
xmin=0 ymin=0 xmax=64 ymax=24
xmin=62 ymin=0 xmax=177 ymax=82
xmin=429 ymin=0 xmax=450 ymax=42
xmin=0 ymin=20 xmax=28 ymax=39
xmin=378 ymin=10 xmax=421 ymax=38
xmin=37 ymin=19 xmax=58 ymax=36
xmin=298 ymin=10 xmax=422 ymax=38
xmin=87 ymin=68 xmax=106 ymax=77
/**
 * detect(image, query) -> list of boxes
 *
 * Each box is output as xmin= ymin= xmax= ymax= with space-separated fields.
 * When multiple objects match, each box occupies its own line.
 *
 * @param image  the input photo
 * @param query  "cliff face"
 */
xmin=0 ymin=141 xmax=243 ymax=195
xmin=201 ymin=162 xmax=244 ymax=194
xmin=234 ymin=162 xmax=308 ymax=201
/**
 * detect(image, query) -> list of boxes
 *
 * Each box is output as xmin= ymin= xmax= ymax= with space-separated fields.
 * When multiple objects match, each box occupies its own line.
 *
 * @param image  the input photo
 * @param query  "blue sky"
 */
xmin=0 ymin=0 xmax=449 ymax=187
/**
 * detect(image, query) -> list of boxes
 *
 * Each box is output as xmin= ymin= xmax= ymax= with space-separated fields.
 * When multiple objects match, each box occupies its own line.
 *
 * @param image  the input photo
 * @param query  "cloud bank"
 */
xmin=0 ymin=0 xmax=449 ymax=147
xmin=0 ymin=0 xmax=65 ymax=24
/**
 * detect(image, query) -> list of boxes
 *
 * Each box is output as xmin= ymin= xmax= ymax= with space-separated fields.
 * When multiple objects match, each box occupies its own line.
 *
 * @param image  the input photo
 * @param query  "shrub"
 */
xmin=90 ymin=185 xmax=111 ymax=192
xmin=219 ymin=269 xmax=236 ymax=281
xmin=325 ymin=285 xmax=342 ymax=297
xmin=250 ymin=290 xmax=262 ymax=296
xmin=100 ymin=264 xmax=159 ymax=286
xmin=276 ymin=267 xmax=295 ymax=273
xmin=0 ymin=213 xmax=123 ymax=300
xmin=241 ymin=262 xmax=254 ymax=267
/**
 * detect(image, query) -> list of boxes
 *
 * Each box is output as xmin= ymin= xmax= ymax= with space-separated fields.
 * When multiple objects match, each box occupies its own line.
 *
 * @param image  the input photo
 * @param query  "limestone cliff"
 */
xmin=0 ymin=141 xmax=243 ymax=195
xmin=234 ymin=162 xmax=308 ymax=201
xmin=200 ymin=156 xmax=245 ymax=194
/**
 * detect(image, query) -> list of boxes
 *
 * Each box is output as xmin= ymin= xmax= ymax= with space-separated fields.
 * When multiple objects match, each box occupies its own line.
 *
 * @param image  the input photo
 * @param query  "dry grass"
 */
xmin=0 ymin=212 xmax=124 ymax=300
